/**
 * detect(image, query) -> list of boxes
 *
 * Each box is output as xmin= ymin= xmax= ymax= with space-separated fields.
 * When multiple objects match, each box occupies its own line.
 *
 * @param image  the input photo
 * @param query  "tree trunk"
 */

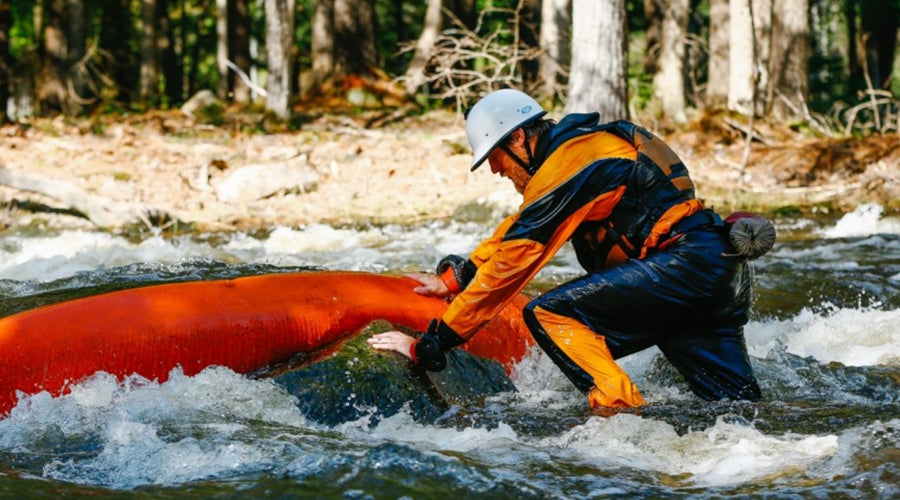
xmin=140 ymin=0 xmax=160 ymax=106
xmin=727 ymin=0 xmax=754 ymax=115
xmin=859 ymin=0 xmax=899 ymax=90
xmin=539 ymin=0 xmax=571 ymax=102
xmin=642 ymin=0 xmax=663 ymax=75
xmin=403 ymin=0 xmax=441 ymax=95
xmin=39 ymin=0 xmax=67 ymax=114
xmin=766 ymin=0 xmax=808 ymax=120
xmin=0 ymin=0 xmax=10 ymax=122
xmin=705 ymin=0 xmax=728 ymax=110
xmin=519 ymin=0 xmax=541 ymax=90
xmin=845 ymin=0 xmax=861 ymax=90
xmin=566 ymin=0 xmax=627 ymax=120
xmin=216 ymin=0 xmax=229 ymax=99
xmin=99 ymin=0 xmax=135 ymax=104
xmin=65 ymin=0 xmax=85 ymax=115
xmin=333 ymin=0 xmax=377 ymax=78
xmin=311 ymin=0 xmax=334 ymax=88
xmin=752 ymin=0 xmax=773 ymax=108
xmin=230 ymin=0 xmax=252 ymax=103
xmin=159 ymin=0 xmax=182 ymax=105
xmin=652 ymin=0 xmax=689 ymax=122
xmin=265 ymin=0 xmax=295 ymax=118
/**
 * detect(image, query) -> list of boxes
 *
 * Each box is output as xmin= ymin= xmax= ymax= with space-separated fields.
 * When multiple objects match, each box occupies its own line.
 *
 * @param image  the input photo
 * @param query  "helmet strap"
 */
xmin=499 ymin=135 xmax=538 ymax=175
xmin=523 ymin=137 xmax=537 ymax=174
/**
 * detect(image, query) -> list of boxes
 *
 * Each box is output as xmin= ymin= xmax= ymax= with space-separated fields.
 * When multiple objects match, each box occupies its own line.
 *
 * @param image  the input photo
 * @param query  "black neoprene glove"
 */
xmin=436 ymin=255 xmax=477 ymax=291
xmin=413 ymin=319 xmax=466 ymax=371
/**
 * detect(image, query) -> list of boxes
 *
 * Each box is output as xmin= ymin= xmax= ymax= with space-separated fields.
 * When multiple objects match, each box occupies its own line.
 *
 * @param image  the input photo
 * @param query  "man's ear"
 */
xmin=508 ymin=128 xmax=525 ymax=146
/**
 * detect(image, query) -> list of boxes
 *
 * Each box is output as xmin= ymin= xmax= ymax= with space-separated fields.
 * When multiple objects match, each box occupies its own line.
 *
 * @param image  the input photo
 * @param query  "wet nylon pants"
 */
xmin=522 ymin=227 xmax=762 ymax=409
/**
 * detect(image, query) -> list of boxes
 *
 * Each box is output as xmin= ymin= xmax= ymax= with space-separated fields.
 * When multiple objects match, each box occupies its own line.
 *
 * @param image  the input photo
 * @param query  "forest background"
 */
xmin=0 ymin=0 xmax=898 ymax=233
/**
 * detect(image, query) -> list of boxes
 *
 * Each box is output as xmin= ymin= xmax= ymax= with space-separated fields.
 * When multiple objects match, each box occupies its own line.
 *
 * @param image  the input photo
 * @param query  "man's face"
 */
xmin=487 ymin=132 xmax=532 ymax=194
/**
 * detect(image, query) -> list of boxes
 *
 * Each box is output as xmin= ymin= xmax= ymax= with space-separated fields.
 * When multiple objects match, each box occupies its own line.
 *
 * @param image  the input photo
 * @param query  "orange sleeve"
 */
xmin=469 ymin=213 xmax=519 ymax=267
xmin=442 ymin=187 xmax=626 ymax=339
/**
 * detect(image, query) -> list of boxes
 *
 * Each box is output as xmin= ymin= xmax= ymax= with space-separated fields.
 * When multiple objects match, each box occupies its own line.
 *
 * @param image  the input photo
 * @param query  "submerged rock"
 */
xmin=272 ymin=320 xmax=516 ymax=425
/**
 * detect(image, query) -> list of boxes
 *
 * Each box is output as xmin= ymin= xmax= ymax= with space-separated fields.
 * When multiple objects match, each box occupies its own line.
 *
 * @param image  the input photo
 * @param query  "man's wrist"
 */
xmin=411 ymin=320 xmax=466 ymax=371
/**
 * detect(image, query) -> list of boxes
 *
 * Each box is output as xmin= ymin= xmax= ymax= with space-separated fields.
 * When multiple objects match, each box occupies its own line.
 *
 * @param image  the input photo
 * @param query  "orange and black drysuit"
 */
xmin=412 ymin=113 xmax=761 ymax=408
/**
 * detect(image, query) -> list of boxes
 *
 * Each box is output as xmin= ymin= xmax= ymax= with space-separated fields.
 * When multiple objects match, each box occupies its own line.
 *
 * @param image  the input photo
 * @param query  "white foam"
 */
xmin=1 ymin=367 xmax=309 ymax=488
xmin=362 ymin=410 xmax=521 ymax=453
xmin=746 ymin=306 xmax=900 ymax=366
xmin=823 ymin=204 xmax=900 ymax=238
xmin=539 ymin=414 xmax=839 ymax=486
xmin=1 ymin=367 xmax=307 ymax=435
xmin=340 ymin=409 xmax=841 ymax=488
xmin=0 ymin=221 xmax=496 ymax=283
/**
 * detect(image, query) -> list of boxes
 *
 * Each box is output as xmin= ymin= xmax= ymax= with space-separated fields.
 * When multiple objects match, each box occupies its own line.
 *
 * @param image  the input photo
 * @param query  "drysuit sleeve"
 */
xmin=434 ymin=213 xmax=520 ymax=293
xmin=442 ymin=186 xmax=627 ymax=341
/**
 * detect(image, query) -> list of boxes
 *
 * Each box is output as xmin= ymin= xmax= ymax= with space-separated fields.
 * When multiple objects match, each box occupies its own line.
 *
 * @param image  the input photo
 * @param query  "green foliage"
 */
xmin=295 ymin=0 xmax=313 ymax=70
xmin=373 ymin=0 xmax=425 ymax=76
xmin=773 ymin=205 xmax=804 ymax=218
xmin=1 ymin=0 xmax=897 ymax=130
xmin=196 ymin=102 xmax=225 ymax=126
xmin=627 ymin=31 xmax=654 ymax=113
xmin=8 ymin=0 xmax=35 ymax=59
xmin=809 ymin=50 xmax=850 ymax=113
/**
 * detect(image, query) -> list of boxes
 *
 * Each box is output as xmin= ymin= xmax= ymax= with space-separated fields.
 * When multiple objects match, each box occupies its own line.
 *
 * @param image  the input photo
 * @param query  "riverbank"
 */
xmin=2 ymin=109 xmax=898 ymax=234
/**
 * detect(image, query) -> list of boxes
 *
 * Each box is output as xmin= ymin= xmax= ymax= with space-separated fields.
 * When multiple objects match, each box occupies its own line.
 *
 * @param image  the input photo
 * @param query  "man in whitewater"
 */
xmin=369 ymin=89 xmax=763 ymax=410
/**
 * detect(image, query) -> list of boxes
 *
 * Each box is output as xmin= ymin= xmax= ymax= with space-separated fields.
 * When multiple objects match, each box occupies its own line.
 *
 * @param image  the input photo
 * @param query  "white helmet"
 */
xmin=465 ymin=89 xmax=547 ymax=171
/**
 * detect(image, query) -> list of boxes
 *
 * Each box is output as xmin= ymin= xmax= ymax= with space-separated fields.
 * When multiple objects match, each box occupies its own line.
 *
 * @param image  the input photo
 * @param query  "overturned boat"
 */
xmin=0 ymin=271 xmax=533 ymax=416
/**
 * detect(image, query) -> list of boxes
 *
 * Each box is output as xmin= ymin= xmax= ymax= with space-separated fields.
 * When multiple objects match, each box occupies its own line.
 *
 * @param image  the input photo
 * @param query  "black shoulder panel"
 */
xmin=503 ymin=158 xmax=633 ymax=245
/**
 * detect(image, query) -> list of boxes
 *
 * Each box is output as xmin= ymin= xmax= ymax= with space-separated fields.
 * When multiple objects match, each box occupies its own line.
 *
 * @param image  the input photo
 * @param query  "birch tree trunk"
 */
xmin=566 ymin=0 xmax=627 ymax=120
xmin=728 ymin=0 xmax=776 ymax=116
xmin=752 ymin=0 xmax=772 ymax=106
xmin=652 ymin=0 xmax=689 ymax=122
xmin=705 ymin=0 xmax=728 ymax=110
xmin=766 ymin=0 xmax=808 ymax=120
xmin=311 ymin=0 xmax=335 ymax=89
xmin=539 ymin=0 xmax=570 ymax=102
xmin=264 ymin=0 xmax=294 ymax=119
xmin=216 ymin=0 xmax=228 ymax=99
xmin=727 ymin=0 xmax=754 ymax=115
xmin=403 ymin=0 xmax=442 ymax=95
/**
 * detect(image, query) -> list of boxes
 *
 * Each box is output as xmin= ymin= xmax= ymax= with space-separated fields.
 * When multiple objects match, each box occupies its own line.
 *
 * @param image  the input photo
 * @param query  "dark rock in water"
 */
xmin=272 ymin=320 xmax=516 ymax=426
xmin=427 ymin=344 xmax=516 ymax=405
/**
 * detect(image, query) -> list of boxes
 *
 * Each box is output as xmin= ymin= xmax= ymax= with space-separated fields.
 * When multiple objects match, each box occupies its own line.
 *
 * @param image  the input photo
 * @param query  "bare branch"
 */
xmin=394 ymin=5 xmax=543 ymax=111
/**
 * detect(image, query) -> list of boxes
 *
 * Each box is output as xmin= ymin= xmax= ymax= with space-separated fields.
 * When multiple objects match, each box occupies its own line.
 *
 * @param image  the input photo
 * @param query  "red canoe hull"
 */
xmin=0 ymin=271 xmax=533 ymax=416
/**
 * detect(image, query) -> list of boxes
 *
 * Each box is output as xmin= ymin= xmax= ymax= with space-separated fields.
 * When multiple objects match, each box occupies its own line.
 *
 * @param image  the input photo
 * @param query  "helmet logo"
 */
xmin=520 ymin=106 xmax=532 ymax=114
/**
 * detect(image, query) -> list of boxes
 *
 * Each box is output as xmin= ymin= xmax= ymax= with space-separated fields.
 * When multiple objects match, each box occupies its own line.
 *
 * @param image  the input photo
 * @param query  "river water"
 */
xmin=0 ymin=203 xmax=898 ymax=499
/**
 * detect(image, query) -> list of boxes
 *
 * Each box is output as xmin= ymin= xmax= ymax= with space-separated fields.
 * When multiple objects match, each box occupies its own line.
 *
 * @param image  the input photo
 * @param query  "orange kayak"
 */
xmin=0 ymin=271 xmax=532 ymax=416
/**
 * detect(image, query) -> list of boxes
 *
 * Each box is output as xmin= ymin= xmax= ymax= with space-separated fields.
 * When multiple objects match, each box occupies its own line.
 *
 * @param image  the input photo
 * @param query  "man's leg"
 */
xmin=523 ymin=302 xmax=645 ymax=409
xmin=657 ymin=332 xmax=761 ymax=401
xmin=524 ymin=226 xmax=760 ymax=405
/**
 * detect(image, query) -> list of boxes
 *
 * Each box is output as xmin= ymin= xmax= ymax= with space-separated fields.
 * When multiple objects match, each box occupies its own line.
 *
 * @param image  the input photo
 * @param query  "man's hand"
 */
xmin=404 ymin=272 xmax=451 ymax=297
xmin=367 ymin=330 xmax=416 ymax=358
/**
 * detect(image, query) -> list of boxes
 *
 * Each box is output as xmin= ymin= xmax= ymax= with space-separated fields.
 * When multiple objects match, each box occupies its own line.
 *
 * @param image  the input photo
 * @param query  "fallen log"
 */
xmin=0 ymin=164 xmax=169 ymax=228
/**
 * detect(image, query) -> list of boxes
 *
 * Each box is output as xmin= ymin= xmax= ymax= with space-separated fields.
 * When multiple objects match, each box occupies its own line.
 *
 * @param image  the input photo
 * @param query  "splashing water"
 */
xmin=0 ymin=205 xmax=898 ymax=498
